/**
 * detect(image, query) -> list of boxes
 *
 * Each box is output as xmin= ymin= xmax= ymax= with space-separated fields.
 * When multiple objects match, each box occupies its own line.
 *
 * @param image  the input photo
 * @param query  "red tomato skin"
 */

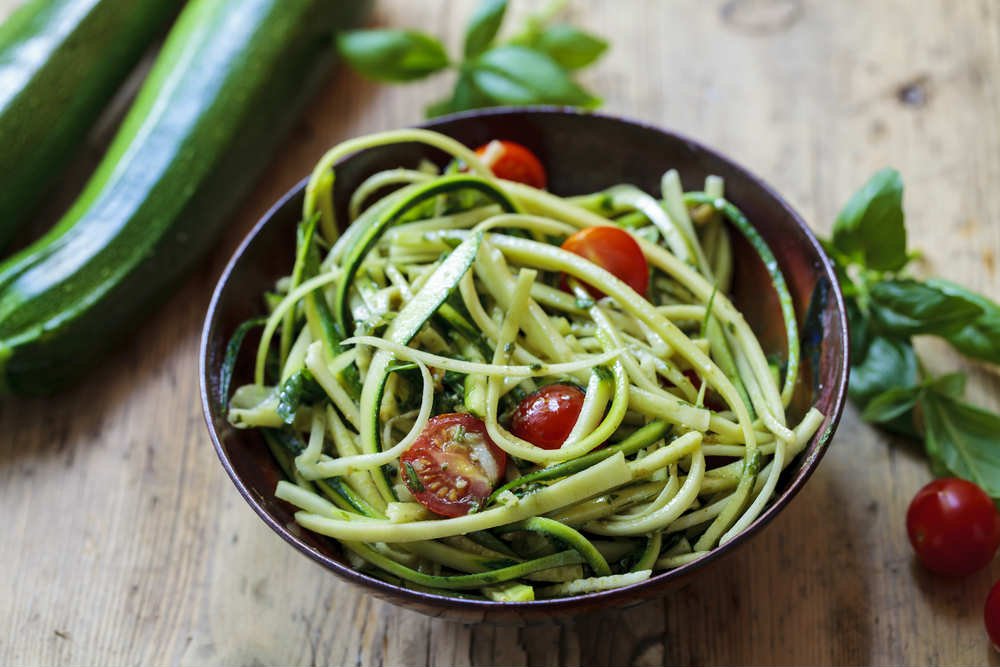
xmin=985 ymin=580 xmax=1000 ymax=650
xmin=474 ymin=140 xmax=547 ymax=189
xmin=400 ymin=413 xmax=506 ymax=518
xmin=509 ymin=384 xmax=586 ymax=450
xmin=560 ymin=226 xmax=649 ymax=298
xmin=681 ymin=368 xmax=727 ymax=412
xmin=906 ymin=478 xmax=1000 ymax=576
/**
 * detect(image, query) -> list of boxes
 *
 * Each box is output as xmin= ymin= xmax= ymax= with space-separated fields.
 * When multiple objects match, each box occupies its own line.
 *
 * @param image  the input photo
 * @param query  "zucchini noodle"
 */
xmin=226 ymin=129 xmax=824 ymax=601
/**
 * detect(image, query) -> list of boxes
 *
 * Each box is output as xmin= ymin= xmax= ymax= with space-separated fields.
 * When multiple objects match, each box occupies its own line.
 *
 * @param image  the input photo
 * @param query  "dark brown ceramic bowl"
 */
xmin=200 ymin=107 xmax=849 ymax=623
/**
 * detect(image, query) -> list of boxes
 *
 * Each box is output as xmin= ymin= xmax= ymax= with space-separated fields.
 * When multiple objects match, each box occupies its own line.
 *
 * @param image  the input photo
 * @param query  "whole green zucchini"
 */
xmin=0 ymin=0 xmax=182 ymax=249
xmin=0 ymin=0 xmax=372 ymax=395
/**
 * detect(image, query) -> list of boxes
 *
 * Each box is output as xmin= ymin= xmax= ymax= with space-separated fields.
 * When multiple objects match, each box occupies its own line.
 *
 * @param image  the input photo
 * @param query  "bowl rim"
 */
xmin=199 ymin=105 xmax=850 ymax=614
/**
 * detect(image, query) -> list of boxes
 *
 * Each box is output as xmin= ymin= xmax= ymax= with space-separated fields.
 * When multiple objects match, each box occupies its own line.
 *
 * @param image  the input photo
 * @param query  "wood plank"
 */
xmin=1 ymin=0 xmax=999 ymax=665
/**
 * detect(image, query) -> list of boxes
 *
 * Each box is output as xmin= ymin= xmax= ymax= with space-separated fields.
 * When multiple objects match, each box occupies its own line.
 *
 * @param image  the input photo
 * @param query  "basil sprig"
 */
xmin=336 ymin=0 xmax=607 ymax=117
xmin=825 ymin=169 xmax=1000 ymax=497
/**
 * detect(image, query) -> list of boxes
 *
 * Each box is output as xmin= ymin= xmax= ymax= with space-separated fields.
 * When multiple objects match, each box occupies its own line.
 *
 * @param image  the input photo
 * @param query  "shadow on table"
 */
xmin=410 ymin=457 xmax=874 ymax=667
xmin=562 ymin=466 xmax=871 ymax=666
xmin=911 ymin=558 xmax=1000 ymax=667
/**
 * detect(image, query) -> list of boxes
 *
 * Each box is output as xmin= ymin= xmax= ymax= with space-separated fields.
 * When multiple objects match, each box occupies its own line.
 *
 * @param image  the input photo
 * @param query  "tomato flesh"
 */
xmin=906 ymin=477 xmax=1000 ymax=576
xmin=400 ymin=413 xmax=507 ymax=517
xmin=985 ymin=580 xmax=1000 ymax=650
xmin=561 ymin=226 xmax=649 ymax=298
xmin=509 ymin=384 xmax=586 ymax=450
xmin=474 ymin=140 xmax=547 ymax=189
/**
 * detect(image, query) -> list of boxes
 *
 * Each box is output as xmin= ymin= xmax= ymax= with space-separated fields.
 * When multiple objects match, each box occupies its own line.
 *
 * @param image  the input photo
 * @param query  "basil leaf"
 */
xmin=471 ymin=45 xmax=600 ymax=107
xmin=534 ymin=24 xmax=608 ymax=69
xmin=337 ymin=30 xmax=449 ymax=82
xmin=861 ymin=385 xmax=921 ymax=423
xmin=860 ymin=372 xmax=965 ymax=437
xmin=926 ymin=371 xmax=966 ymax=398
xmin=848 ymin=335 xmax=918 ymax=406
xmin=920 ymin=390 xmax=1000 ymax=498
xmin=464 ymin=0 xmax=507 ymax=59
xmin=424 ymin=97 xmax=456 ymax=118
xmin=869 ymin=279 xmax=983 ymax=337
xmin=425 ymin=71 xmax=490 ymax=117
xmin=924 ymin=278 xmax=1000 ymax=364
xmin=832 ymin=168 xmax=907 ymax=271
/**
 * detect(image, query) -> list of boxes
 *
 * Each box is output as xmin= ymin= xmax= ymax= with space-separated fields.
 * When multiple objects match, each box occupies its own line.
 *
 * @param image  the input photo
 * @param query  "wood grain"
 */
xmin=2 ymin=0 xmax=1000 ymax=665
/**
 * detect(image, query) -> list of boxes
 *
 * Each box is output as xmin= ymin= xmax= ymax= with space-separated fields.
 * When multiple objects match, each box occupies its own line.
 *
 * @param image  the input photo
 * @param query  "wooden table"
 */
xmin=3 ymin=1 xmax=999 ymax=664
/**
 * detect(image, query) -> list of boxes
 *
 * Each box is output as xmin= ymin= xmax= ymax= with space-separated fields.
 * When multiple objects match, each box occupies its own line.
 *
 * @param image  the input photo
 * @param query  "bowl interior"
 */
xmin=200 ymin=108 xmax=848 ymax=621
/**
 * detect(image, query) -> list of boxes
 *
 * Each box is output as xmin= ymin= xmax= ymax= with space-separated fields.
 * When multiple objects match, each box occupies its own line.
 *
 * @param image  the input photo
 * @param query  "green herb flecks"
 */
xmin=403 ymin=461 xmax=424 ymax=492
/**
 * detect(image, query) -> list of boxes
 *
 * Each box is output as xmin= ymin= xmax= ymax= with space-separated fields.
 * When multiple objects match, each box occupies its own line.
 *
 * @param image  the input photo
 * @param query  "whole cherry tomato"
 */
xmin=985 ymin=579 xmax=1000 ymax=651
xmin=906 ymin=477 xmax=1000 ymax=576
xmin=474 ymin=139 xmax=547 ymax=189
xmin=509 ymin=384 xmax=586 ymax=450
xmin=400 ymin=413 xmax=507 ymax=517
xmin=561 ymin=226 xmax=649 ymax=298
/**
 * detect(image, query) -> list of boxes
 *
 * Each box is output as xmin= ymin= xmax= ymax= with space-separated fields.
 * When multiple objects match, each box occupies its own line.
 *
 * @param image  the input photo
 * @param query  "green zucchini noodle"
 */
xmin=225 ymin=129 xmax=824 ymax=601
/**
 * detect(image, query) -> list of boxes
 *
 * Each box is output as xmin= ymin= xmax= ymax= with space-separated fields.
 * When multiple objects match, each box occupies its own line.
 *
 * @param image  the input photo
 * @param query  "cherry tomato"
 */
xmin=560 ymin=226 xmax=649 ymax=298
xmin=400 ymin=413 xmax=507 ymax=517
xmin=986 ymin=580 xmax=1000 ymax=650
xmin=509 ymin=384 xmax=586 ymax=450
xmin=906 ymin=477 xmax=1000 ymax=576
xmin=474 ymin=140 xmax=547 ymax=189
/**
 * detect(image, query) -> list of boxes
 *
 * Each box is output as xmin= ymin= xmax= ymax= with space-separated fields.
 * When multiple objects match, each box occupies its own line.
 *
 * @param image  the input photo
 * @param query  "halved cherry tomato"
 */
xmin=400 ymin=413 xmax=507 ymax=517
xmin=474 ymin=140 xmax=547 ymax=189
xmin=560 ymin=226 xmax=648 ymax=298
xmin=509 ymin=384 xmax=585 ymax=450
xmin=906 ymin=477 xmax=1000 ymax=576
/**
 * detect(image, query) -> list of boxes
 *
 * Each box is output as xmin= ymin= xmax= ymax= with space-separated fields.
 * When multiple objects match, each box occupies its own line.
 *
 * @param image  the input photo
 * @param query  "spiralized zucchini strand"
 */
xmin=225 ymin=128 xmax=826 ymax=600
xmin=297 ymin=359 xmax=434 ymax=479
